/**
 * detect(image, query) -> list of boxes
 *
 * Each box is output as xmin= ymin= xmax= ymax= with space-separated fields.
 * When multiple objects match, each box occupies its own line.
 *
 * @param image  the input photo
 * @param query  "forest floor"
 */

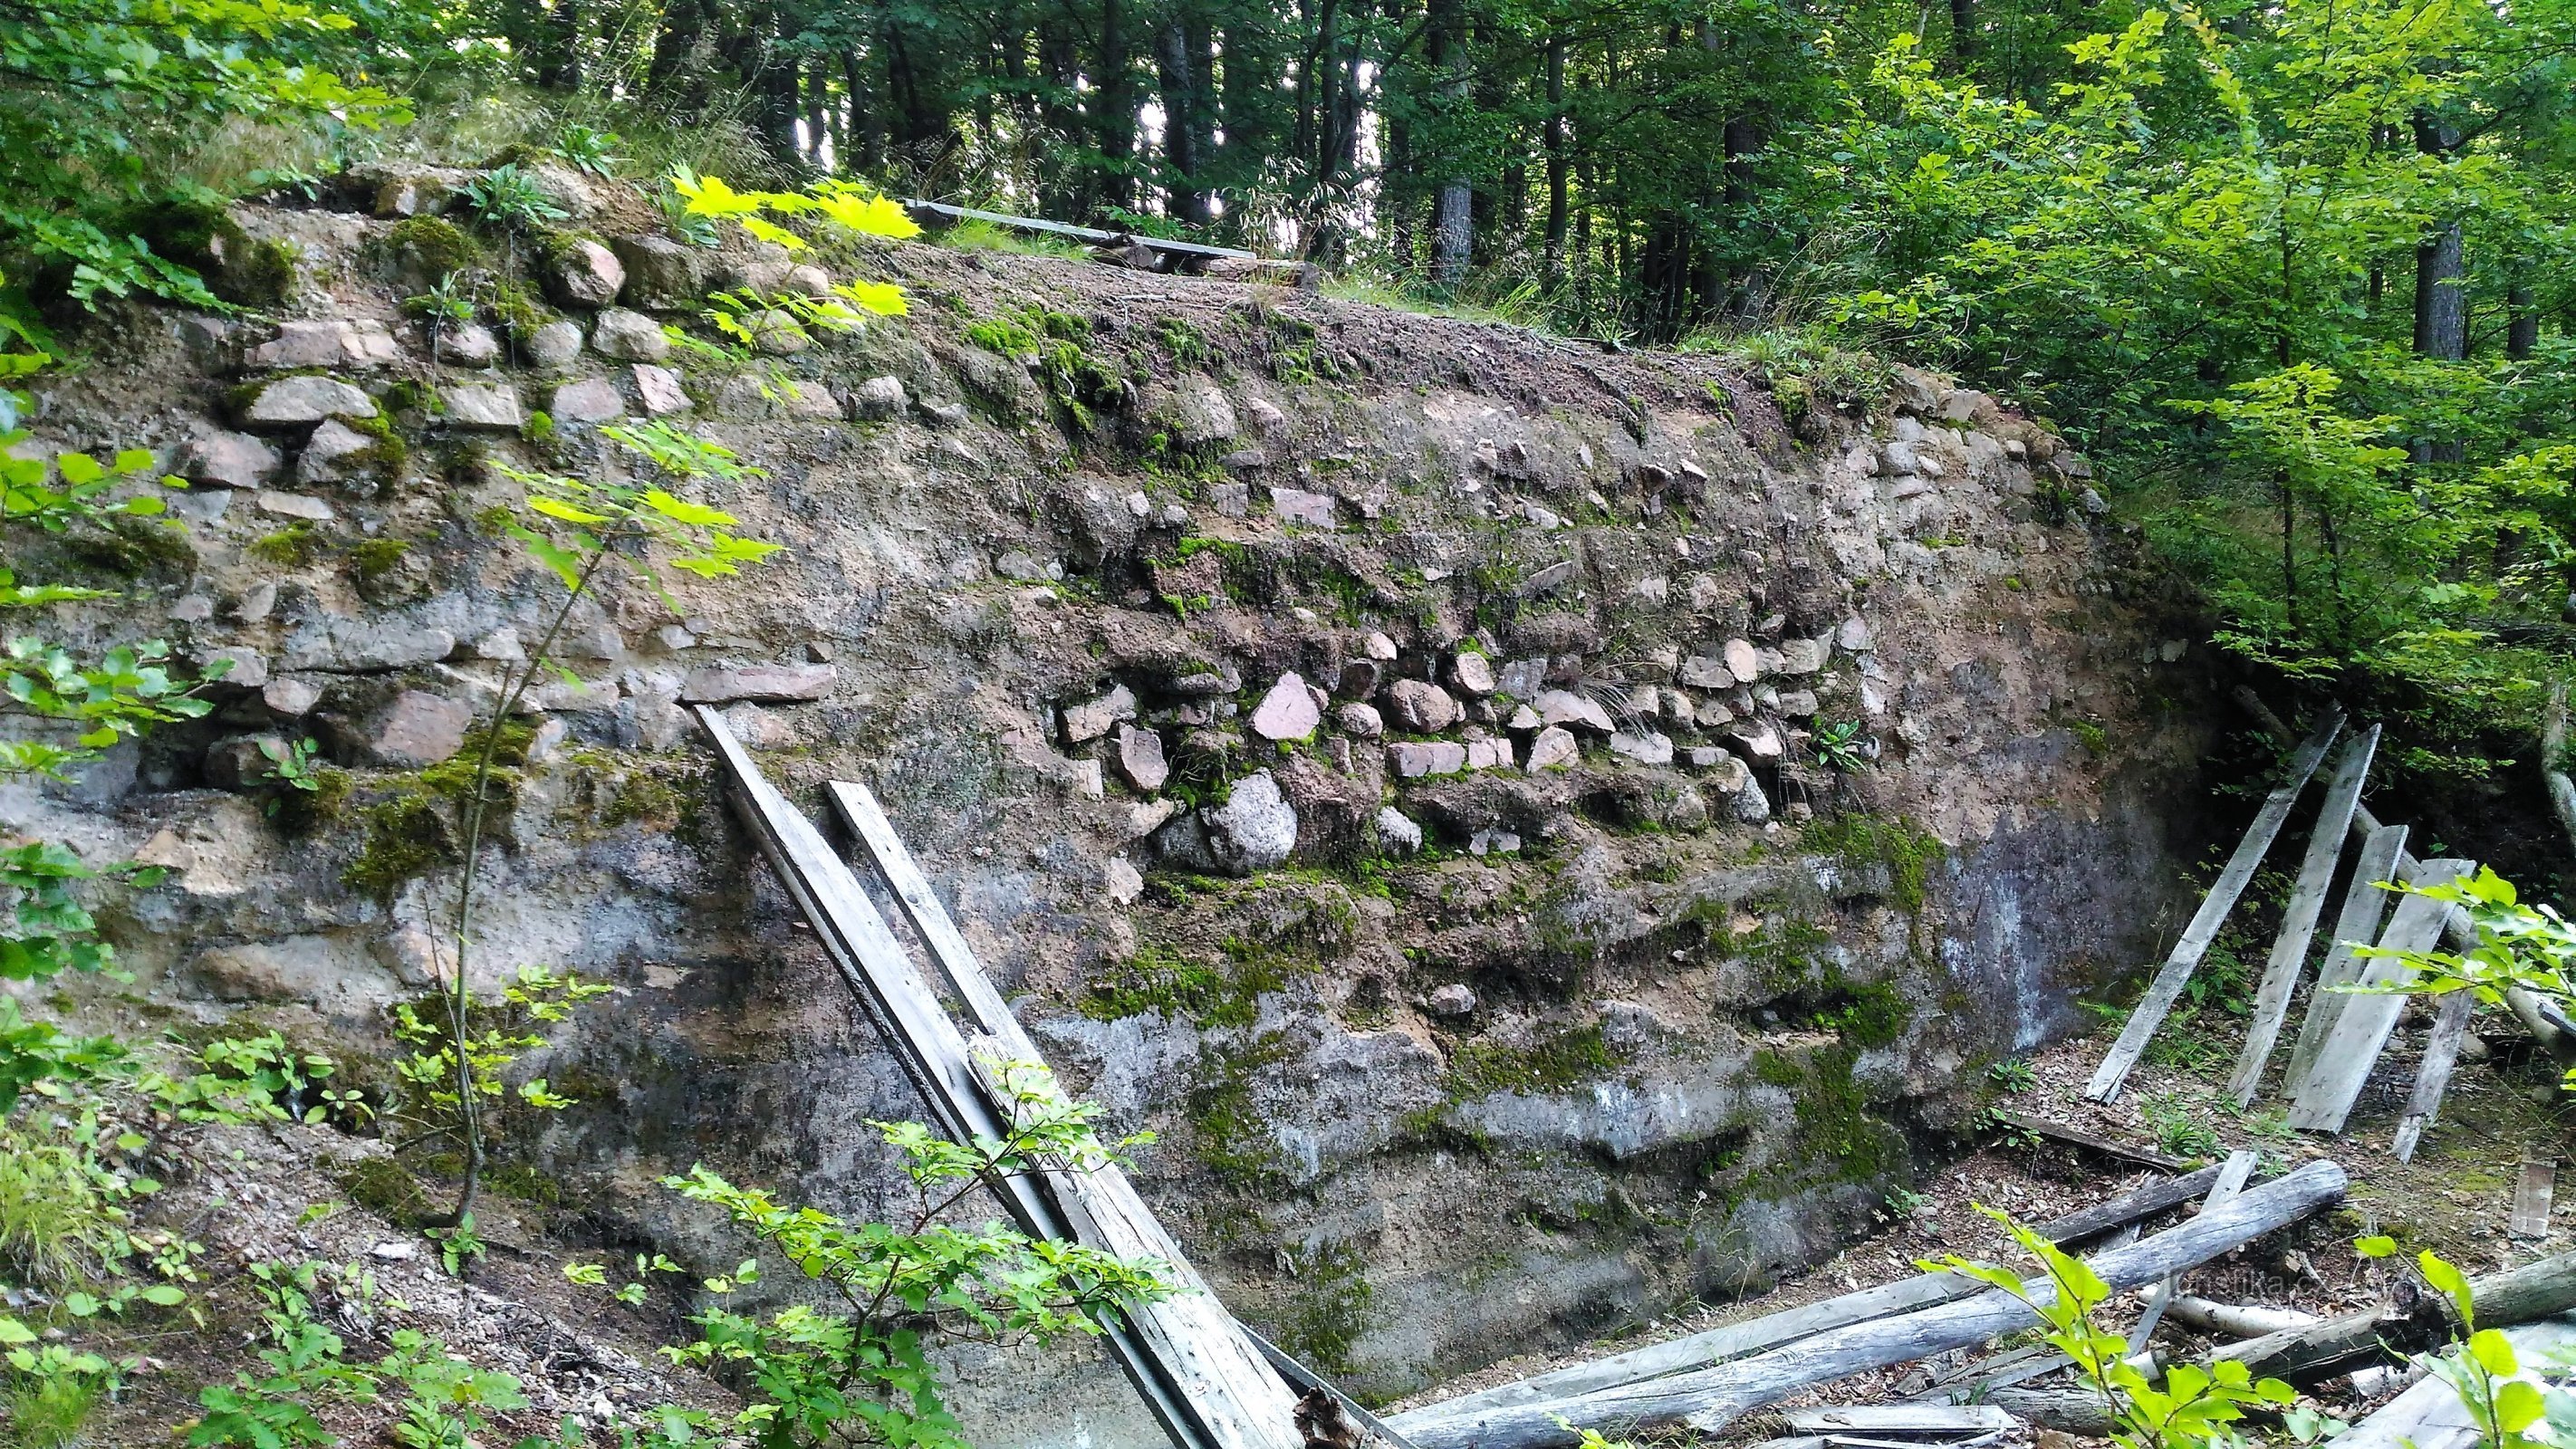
xmin=1394 ymin=995 xmax=2576 ymax=1435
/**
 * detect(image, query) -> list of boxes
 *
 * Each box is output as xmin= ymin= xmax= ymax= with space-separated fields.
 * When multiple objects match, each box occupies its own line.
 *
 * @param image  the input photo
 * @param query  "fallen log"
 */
xmin=2216 ymin=1252 xmax=2576 ymax=1383
xmin=1397 ymin=1160 xmax=2349 ymax=1449
xmin=1782 ymin=1406 xmax=2015 ymax=1436
xmin=1974 ymin=1387 xmax=2116 ymax=1435
xmin=2162 ymin=1296 xmax=2320 ymax=1339
xmin=1390 ymin=1166 xmax=2224 ymax=1431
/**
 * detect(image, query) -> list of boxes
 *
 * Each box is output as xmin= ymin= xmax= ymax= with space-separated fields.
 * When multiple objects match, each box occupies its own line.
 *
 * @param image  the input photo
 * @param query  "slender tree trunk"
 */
xmin=1950 ymin=0 xmax=1976 ymax=67
xmin=1157 ymin=13 xmax=1211 ymax=226
xmin=2509 ymin=282 xmax=2538 ymax=360
xmin=1095 ymin=0 xmax=1139 ymax=215
xmin=1543 ymin=36 xmax=1568 ymax=282
xmin=2411 ymin=117 xmax=2466 ymax=463
xmin=1428 ymin=0 xmax=1473 ymax=288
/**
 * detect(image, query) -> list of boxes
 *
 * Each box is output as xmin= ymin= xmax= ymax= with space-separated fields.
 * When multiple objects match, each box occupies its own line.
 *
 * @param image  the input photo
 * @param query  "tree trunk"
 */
xmin=1428 ymin=0 xmax=1473 ymax=288
xmin=1543 ymin=36 xmax=1568 ymax=281
xmin=2510 ymin=282 xmax=2539 ymax=359
xmin=1951 ymin=0 xmax=1977 ymax=65
xmin=1095 ymin=0 xmax=1139 ymax=216
xmin=1156 ymin=14 xmax=1210 ymax=226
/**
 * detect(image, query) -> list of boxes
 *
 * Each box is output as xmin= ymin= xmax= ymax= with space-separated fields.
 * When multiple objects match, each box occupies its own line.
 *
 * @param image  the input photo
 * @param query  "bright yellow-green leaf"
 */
xmin=675 ymin=171 xmax=764 ymax=218
xmin=835 ymin=279 xmax=909 ymax=316
xmin=55 ymin=452 xmax=102 ymax=485
xmin=2470 ymin=1328 xmax=2519 ymax=1377
xmin=141 ymin=1284 xmax=187 ymax=1306
xmin=2353 ymin=1234 xmax=2398 ymax=1258
xmin=0 ymin=1318 xmax=34 ymax=1345
xmin=740 ymin=216 xmax=810 ymax=253
xmin=811 ymin=189 xmax=924 ymax=239
xmin=2497 ymin=1378 xmax=2544 ymax=1432
xmin=641 ymin=489 xmax=734 ymax=527
xmin=2421 ymin=1251 xmax=2475 ymax=1326
xmin=529 ymin=495 xmax=614 ymax=524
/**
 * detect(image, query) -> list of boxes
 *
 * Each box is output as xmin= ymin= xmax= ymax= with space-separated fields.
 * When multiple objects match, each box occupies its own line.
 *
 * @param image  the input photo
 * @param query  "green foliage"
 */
xmin=1809 ymin=719 xmax=1873 ymax=773
xmin=965 ymin=304 xmax=1123 ymax=429
xmin=1801 ymin=814 xmax=1944 ymax=914
xmin=1925 ymin=1209 xmax=2299 ymax=1449
xmin=2354 ymin=1235 xmax=2576 ymax=1449
xmin=631 ymin=1061 xmax=1178 ymax=1449
xmin=551 ymin=124 xmax=624 ymax=178
xmin=457 ymin=164 xmax=567 ymax=234
xmin=2139 ymin=1091 xmax=2224 ymax=1162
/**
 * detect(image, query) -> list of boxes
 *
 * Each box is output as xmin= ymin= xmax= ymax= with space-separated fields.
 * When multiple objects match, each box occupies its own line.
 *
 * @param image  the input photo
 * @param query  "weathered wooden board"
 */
xmin=1783 ymin=1406 xmax=2016 ymax=1435
xmin=2129 ymin=1151 xmax=2258 ymax=1355
xmin=902 ymin=199 xmax=1258 ymax=261
xmin=1398 ymin=1160 xmax=2349 ymax=1449
xmin=2161 ymin=1296 xmax=2318 ymax=1339
xmin=1392 ymin=1166 xmax=2220 ymax=1432
xmin=819 ymin=777 xmax=1304 ymax=1449
xmin=2284 ymin=822 xmax=2411 ymax=1087
xmin=2332 ymin=1316 xmax=2576 ymax=1449
xmin=2514 ymin=1159 xmax=2558 ymax=1241
xmin=1989 ymin=1110 xmax=2194 ymax=1172
xmin=696 ymin=709 xmax=1298 ymax=1449
xmin=2229 ymin=727 xmax=2378 ymax=1106
xmin=2392 ymin=991 xmax=2476 ymax=1163
xmin=2286 ymin=859 xmax=2474 ymax=1132
xmin=2087 ymin=714 xmax=2343 ymax=1103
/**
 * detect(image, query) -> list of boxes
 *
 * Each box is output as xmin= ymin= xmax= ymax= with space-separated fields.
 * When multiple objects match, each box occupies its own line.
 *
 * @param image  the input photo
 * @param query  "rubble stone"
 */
xmin=1383 ymin=679 xmax=1460 ymax=732
xmin=1115 ymin=724 xmax=1169 ymax=792
xmin=547 ymin=238 xmax=626 ymax=309
xmin=1251 ymin=672 xmax=1322 ymax=741
xmin=242 ymin=376 xmax=377 ymax=427
xmin=551 ymin=378 xmax=625 ymax=425
xmin=440 ymin=382 xmax=524 ymax=430
xmin=349 ymin=690 xmax=474 ymax=767
xmin=591 ymin=307 xmax=670 ymax=362
xmin=176 ymin=431 xmax=281 ymax=488
xmin=1062 ymin=684 xmax=1138 ymax=744
xmin=1534 ymin=688 xmax=1614 ymax=733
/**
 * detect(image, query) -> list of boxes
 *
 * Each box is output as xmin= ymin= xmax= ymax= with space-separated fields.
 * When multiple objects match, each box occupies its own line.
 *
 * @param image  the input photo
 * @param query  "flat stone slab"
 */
xmin=1388 ymin=741 xmax=1467 ymax=778
xmin=242 ymin=376 xmax=378 ymax=427
xmin=680 ymin=663 xmax=836 ymax=704
xmin=1250 ymin=671 xmax=1322 ymax=742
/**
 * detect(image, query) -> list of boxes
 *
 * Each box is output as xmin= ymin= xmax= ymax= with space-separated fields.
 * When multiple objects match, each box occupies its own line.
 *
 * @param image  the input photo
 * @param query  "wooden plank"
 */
xmin=822 ymin=779 xmax=1303 ymax=1449
xmin=1391 ymin=1167 xmax=2217 ymax=1432
xmin=2129 ymin=1151 xmax=2259 ymax=1355
xmin=1991 ymin=1110 xmax=2195 ymax=1172
xmin=2333 ymin=1316 xmax=2576 ymax=1449
xmin=2228 ymin=727 xmax=2379 ymax=1106
xmin=1396 ymin=1161 xmax=2350 ymax=1449
xmin=2285 ymin=859 xmax=2474 ymax=1132
xmin=2392 ymin=991 xmax=2476 ymax=1163
xmin=2514 ymin=1159 xmax=2558 ymax=1241
xmin=1783 ymin=1406 xmax=2016 ymax=1435
xmin=2284 ymin=823 xmax=2412 ymax=1090
xmin=2086 ymin=713 xmax=2344 ymax=1102
xmin=693 ymin=711 xmax=1295 ymax=1449
xmin=902 ymin=198 xmax=1259 ymax=261
xmin=2218 ymin=1252 xmax=2576 ymax=1382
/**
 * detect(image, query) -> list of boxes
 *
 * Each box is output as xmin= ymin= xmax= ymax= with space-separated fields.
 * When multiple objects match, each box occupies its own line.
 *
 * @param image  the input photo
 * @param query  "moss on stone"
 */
xmin=1447 ymin=1022 xmax=1622 ymax=1100
xmin=1802 ymin=813 xmax=1946 ymax=914
xmin=349 ymin=536 xmax=411 ymax=587
xmin=1185 ymin=1031 xmax=1298 ymax=1191
xmin=1277 ymin=1241 xmax=1372 ymax=1377
xmin=248 ymin=522 xmax=322 ymax=569
xmin=384 ymin=216 xmax=478 ymax=278
xmin=338 ymin=1156 xmax=432 ymax=1230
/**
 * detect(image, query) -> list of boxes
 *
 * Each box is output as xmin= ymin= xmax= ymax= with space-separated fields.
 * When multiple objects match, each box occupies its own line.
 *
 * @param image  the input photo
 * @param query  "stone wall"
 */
xmin=5 ymin=170 xmax=2218 ymax=1440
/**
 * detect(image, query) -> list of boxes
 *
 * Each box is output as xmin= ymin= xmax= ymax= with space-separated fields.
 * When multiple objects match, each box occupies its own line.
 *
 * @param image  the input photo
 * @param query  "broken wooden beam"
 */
xmin=2228 ymin=727 xmax=2378 ymax=1106
xmin=2514 ymin=1159 xmax=2558 ymax=1241
xmin=2161 ymin=1295 xmax=2319 ymax=1339
xmin=2393 ymin=991 xmax=2476 ymax=1163
xmin=1389 ymin=1166 xmax=2222 ymax=1432
xmin=2283 ymin=822 xmax=2409 ymax=1087
xmin=1396 ymin=1160 xmax=2349 ymax=1449
xmin=2286 ymin=858 xmax=2475 ymax=1132
xmin=2332 ymin=1315 xmax=2576 ymax=1449
xmin=696 ymin=709 xmax=1302 ymax=1449
xmin=1990 ymin=1110 xmax=2196 ymax=1173
xmin=1782 ymin=1406 xmax=2017 ymax=1437
xmin=2214 ymin=1252 xmax=2576 ymax=1382
xmin=2087 ymin=712 xmax=2344 ymax=1103
xmin=2129 ymin=1151 xmax=2258 ymax=1353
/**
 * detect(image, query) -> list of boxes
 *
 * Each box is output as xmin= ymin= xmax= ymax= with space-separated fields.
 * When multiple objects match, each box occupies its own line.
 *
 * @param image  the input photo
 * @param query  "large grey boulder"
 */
xmin=610 ymin=235 xmax=704 ymax=309
xmin=1154 ymin=770 xmax=1297 ymax=876
xmin=175 ymin=431 xmax=280 ymax=488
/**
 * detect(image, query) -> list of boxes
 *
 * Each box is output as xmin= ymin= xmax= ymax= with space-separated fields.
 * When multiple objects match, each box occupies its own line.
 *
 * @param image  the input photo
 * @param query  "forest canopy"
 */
xmin=5 ymin=0 xmax=2574 ymax=755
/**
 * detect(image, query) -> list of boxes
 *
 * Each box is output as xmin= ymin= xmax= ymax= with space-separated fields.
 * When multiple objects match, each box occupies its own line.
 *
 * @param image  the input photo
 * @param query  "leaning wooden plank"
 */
xmin=2216 ymin=1252 xmax=2576 ymax=1382
xmin=2514 ymin=1159 xmax=2558 ymax=1241
xmin=2284 ymin=822 xmax=2411 ymax=1088
xmin=2229 ymin=728 xmax=2379 ymax=1106
xmin=1991 ymin=1110 xmax=2196 ymax=1172
xmin=1389 ymin=1167 xmax=2219 ymax=1431
xmin=2286 ymin=859 xmax=2475 ymax=1132
xmin=2129 ymin=1151 xmax=2259 ymax=1354
xmin=822 ymin=779 xmax=1303 ymax=1449
xmin=902 ymin=198 xmax=1259 ymax=261
xmin=1783 ymin=1406 xmax=2016 ymax=1435
xmin=2087 ymin=713 xmax=2344 ymax=1102
xmin=2392 ymin=991 xmax=2477 ymax=1163
xmin=1394 ymin=1160 xmax=2349 ymax=1449
xmin=2331 ymin=1316 xmax=2576 ymax=1449
xmin=695 ymin=713 xmax=1293 ymax=1449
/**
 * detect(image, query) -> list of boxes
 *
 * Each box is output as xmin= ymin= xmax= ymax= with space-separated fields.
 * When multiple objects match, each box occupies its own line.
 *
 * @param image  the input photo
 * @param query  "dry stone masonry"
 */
xmin=7 ymin=168 xmax=2217 ymax=1447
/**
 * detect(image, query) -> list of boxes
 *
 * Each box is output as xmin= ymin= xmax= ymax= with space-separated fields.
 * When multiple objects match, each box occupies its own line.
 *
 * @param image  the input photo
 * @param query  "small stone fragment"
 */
xmin=680 ymin=663 xmax=837 ymax=704
xmin=1776 ymin=638 xmax=1829 ymax=675
xmin=1724 ymin=638 xmax=1762 ymax=682
xmin=176 ymin=431 xmax=281 ymax=488
xmin=1103 ymin=857 xmax=1145 ymax=905
xmin=1115 ymin=724 xmax=1169 ymax=792
xmin=1609 ymin=730 xmax=1674 ymax=765
xmin=777 ymin=380 xmax=840 ymax=418
xmin=242 ymin=376 xmax=378 ymax=427
xmin=1338 ymin=702 xmax=1383 ymax=738
xmin=1383 ymin=679 xmax=1460 ymax=732
xmin=1376 ymin=807 xmax=1424 ymax=857
xmin=849 ymin=375 xmax=908 ymax=420
xmin=1465 ymin=736 xmax=1514 ymax=771
xmin=439 ymin=383 xmax=524 ymax=431
xmin=525 ymin=319 xmax=585 ymax=369
xmin=1426 ymin=982 xmax=1475 ymax=1015
xmin=1269 ymin=485 xmax=1338 ymax=528
xmin=551 ymin=378 xmax=625 ymax=425
xmin=1468 ymin=828 xmax=1522 ymax=856
xmin=1062 ymin=683 xmax=1138 ymax=744
xmin=1250 ymin=672 xmax=1322 ymax=742
xmin=1776 ymin=689 xmax=1820 ymax=717
xmin=1525 ymin=726 xmax=1580 ymax=769
xmin=1729 ymin=724 xmax=1784 ymax=759
xmin=1678 ymin=655 xmax=1735 ymax=689
xmin=255 ymin=490 xmax=336 ymax=521
xmin=547 ymin=237 xmax=626 ymax=309
xmin=632 ymin=364 xmax=691 ymax=416
xmin=352 ymin=690 xmax=474 ymax=767
xmin=1534 ymin=688 xmax=1614 ymax=733
xmin=263 ymin=677 xmax=322 ymax=715
xmin=1387 ymin=741 xmax=1467 ymax=778
xmin=1364 ymin=631 xmax=1399 ymax=661
xmin=1450 ymin=651 xmax=1497 ymax=696
xmin=590 ymin=307 xmax=670 ymax=362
